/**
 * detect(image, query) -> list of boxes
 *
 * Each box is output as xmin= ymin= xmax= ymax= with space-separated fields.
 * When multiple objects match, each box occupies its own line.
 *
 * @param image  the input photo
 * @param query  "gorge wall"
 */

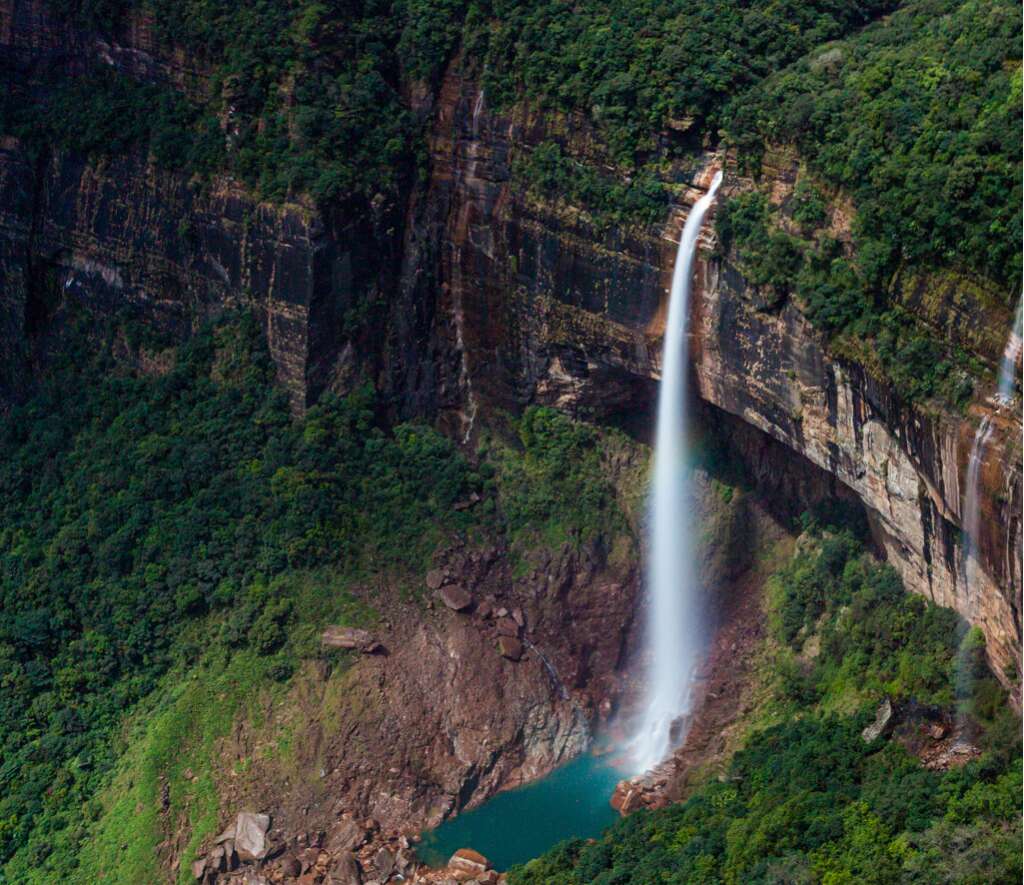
xmin=1 ymin=6 xmax=1020 ymax=695
xmin=412 ymin=61 xmax=1022 ymax=692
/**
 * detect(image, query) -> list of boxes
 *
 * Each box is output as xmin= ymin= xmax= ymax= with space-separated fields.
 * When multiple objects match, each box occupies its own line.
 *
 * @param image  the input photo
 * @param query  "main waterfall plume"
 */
xmin=633 ymin=171 xmax=723 ymax=773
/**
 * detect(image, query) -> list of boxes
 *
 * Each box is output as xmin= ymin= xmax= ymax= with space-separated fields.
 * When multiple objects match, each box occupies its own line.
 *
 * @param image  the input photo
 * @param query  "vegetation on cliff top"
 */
xmin=716 ymin=190 xmax=984 ymax=406
xmin=11 ymin=0 xmax=1018 ymax=312
xmin=9 ymin=0 xmax=467 ymax=205
xmin=724 ymin=0 xmax=1022 ymax=295
xmin=509 ymin=529 xmax=1022 ymax=885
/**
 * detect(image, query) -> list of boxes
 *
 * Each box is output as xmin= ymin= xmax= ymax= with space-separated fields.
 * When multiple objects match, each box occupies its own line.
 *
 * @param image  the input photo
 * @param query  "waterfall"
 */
xmin=633 ymin=171 xmax=723 ymax=773
xmin=962 ymin=297 xmax=1022 ymax=593
xmin=962 ymin=416 xmax=994 ymax=598
xmin=996 ymin=297 xmax=1022 ymax=404
xmin=454 ymin=87 xmax=485 ymax=445
xmin=957 ymin=298 xmax=1022 ymax=705
xmin=524 ymin=638 xmax=569 ymax=701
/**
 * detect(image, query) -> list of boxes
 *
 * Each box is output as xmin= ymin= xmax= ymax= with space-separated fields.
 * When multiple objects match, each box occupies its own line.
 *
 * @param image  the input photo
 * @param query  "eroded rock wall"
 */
xmin=418 ymin=60 xmax=1021 ymax=689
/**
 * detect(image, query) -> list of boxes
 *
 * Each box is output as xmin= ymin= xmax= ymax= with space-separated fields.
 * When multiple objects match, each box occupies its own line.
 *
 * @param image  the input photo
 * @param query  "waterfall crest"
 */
xmin=633 ymin=171 xmax=722 ymax=773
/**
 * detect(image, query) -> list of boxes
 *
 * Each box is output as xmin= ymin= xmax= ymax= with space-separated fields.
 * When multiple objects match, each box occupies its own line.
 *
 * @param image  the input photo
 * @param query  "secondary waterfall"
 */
xmin=957 ymin=297 xmax=1023 ymax=707
xmin=633 ymin=171 xmax=723 ymax=773
xmin=962 ymin=297 xmax=1023 ymax=594
xmin=962 ymin=415 xmax=994 ymax=600
xmin=997 ymin=297 xmax=1022 ymax=403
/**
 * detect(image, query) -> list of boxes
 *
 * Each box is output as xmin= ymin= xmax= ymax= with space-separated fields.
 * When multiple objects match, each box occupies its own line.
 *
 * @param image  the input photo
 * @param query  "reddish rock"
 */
xmin=495 ymin=617 xmax=519 ymax=637
xmin=325 ymin=818 xmax=365 ymax=854
xmin=426 ymin=568 xmax=447 ymax=590
xmin=321 ymin=626 xmax=375 ymax=651
xmin=610 ymin=779 xmax=649 ymax=815
xmin=449 ymin=847 xmax=490 ymax=877
xmin=330 ymin=850 xmax=362 ymax=884
xmin=497 ymin=636 xmax=523 ymax=661
xmin=439 ymin=585 xmax=473 ymax=611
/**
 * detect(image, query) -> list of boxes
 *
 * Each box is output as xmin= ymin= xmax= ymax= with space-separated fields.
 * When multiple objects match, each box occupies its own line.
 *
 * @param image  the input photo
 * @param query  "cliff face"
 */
xmin=0 ymin=140 xmax=350 ymax=411
xmin=0 ymin=0 xmax=408 ymax=413
xmin=2 ymin=10 xmax=1020 ymax=685
xmin=412 ymin=61 xmax=1022 ymax=689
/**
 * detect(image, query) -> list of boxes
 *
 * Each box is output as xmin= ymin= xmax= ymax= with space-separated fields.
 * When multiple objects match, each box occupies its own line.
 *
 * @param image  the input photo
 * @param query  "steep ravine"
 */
xmin=1 ymin=10 xmax=1021 ymax=880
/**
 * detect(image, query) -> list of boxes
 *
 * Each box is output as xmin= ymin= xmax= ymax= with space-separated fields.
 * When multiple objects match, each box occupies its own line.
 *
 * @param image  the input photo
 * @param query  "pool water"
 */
xmin=416 ymin=751 xmax=627 ymax=871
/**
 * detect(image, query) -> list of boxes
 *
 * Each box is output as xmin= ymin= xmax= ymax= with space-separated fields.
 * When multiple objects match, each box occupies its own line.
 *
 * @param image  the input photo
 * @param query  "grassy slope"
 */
xmin=0 ymin=314 xmax=639 ymax=881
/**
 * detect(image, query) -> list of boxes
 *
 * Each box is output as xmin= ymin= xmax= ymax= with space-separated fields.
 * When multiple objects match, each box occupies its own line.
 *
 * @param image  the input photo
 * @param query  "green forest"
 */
xmin=0 ymin=311 xmax=631 ymax=880
xmin=0 ymin=0 xmax=1021 ymax=881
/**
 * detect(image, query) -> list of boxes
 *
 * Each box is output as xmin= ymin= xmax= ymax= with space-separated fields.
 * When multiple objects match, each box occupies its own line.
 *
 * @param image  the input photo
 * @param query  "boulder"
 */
xmin=497 ymin=636 xmax=523 ymax=661
xmin=280 ymin=855 xmax=302 ymax=877
xmin=426 ymin=568 xmax=447 ymax=590
xmin=453 ymin=492 xmax=481 ymax=510
xmin=321 ymin=626 xmax=375 ymax=651
xmin=298 ymin=846 xmax=320 ymax=873
xmin=234 ymin=811 xmax=272 ymax=861
xmin=511 ymin=608 xmax=525 ymax=627
xmin=373 ymin=847 xmax=395 ymax=878
xmin=325 ymin=818 xmax=365 ymax=854
xmin=191 ymin=858 xmax=207 ymax=881
xmin=611 ymin=778 xmax=649 ymax=815
xmin=861 ymin=698 xmax=894 ymax=743
xmin=449 ymin=847 xmax=490 ymax=878
xmin=208 ymin=844 xmax=227 ymax=873
xmin=440 ymin=585 xmax=473 ymax=612
xmin=495 ymin=617 xmax=519 ymax=637
xmin=328 ymin=850 xmax=363 ymax=885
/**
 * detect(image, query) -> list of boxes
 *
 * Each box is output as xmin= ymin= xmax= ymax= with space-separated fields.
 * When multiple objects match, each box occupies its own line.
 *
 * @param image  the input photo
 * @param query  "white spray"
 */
xmin=633 ymin=171 xmax=723 ymax=773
